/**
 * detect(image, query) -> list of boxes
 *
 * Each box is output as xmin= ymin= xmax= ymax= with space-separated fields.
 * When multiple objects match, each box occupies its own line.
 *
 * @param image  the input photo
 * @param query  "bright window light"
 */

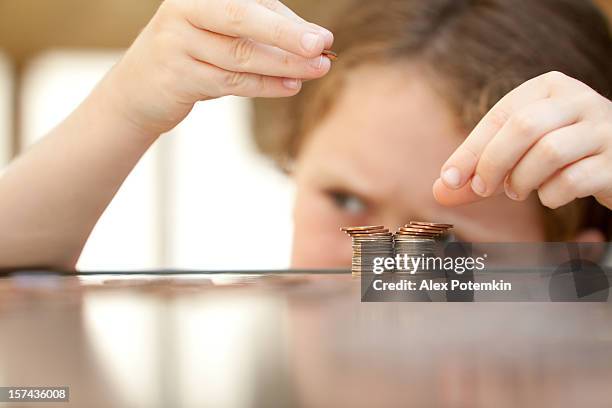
xmin=19 ymin=50 xmax=294 ymax=271
xmin=21 ymin=50 xmax=159 ymax=271
xmin=169 ymin=99 xmax=294 ymax=270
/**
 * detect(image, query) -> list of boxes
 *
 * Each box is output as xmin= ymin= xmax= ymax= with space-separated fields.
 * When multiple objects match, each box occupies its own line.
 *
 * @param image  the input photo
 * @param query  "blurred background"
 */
xmin=0 ymin=0 xmax=611 ymax=271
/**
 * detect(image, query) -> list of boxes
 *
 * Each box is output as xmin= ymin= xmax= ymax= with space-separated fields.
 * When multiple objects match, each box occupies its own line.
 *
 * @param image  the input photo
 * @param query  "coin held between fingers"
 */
xmin=322 ymin=50 xmax=338 ymax=61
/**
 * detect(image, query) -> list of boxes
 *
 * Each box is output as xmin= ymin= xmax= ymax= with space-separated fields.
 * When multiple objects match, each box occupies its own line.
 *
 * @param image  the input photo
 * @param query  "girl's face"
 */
xmin=291 ymin=64 xmax=544 ymax=268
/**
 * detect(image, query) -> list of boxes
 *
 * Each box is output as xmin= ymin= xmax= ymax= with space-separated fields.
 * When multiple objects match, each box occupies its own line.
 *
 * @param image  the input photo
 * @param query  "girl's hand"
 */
xmin=105 ymin=0 xmax=334 ymax=136
xmin=434 ymin=71 xmax=612 ymax=210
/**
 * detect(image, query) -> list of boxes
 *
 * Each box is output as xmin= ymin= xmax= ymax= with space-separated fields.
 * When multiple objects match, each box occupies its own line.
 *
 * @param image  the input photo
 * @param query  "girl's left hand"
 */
xmin=434 ymin=71 xmax=612 ymax=210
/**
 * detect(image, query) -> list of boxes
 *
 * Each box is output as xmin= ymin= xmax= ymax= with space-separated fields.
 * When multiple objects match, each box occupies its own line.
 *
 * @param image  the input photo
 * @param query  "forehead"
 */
xmin=298 ymin=63 xmax=463 ymax=205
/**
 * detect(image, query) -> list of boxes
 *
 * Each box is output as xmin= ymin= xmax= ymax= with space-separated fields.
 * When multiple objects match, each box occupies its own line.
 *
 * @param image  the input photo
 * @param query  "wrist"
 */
xmin=90 ymin=65 xmax=161 ymax=144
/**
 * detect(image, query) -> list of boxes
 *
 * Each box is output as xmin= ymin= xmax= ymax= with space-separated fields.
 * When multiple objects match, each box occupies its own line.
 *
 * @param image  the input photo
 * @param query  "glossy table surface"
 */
xmin=1 ymin=271 xmax=612 ymax=408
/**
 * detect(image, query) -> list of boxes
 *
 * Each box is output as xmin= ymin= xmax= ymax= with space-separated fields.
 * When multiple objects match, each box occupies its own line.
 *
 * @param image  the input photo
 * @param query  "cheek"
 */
xmin=291 ymin=185 xmax=354 ymax=268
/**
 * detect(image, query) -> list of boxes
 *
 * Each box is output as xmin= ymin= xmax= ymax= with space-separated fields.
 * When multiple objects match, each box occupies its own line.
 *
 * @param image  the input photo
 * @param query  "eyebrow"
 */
xmin=311 ymin=158 xmax=382 ymax=204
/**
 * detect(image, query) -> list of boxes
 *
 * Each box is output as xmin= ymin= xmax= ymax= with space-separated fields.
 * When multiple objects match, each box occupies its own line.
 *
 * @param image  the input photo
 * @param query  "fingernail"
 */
xmin=282 ymin=78 xmax=301 ymax=90
xmin=301 ymin=32 xmax=323 ymax=53
xmin=505 ymin=183 xmax=519 ymax=200
xmin=318 ymin=28 xmax=334 ymax=45
xmin=506 ymin=188 xmax=519 ymax=200
xmin=441 ymin=167 xmax=461 ymax=189
xmin=309 ymin=23 xmax=333 ymax=45
xmin=309 ymin=55 xmax=330 ymax=70
xmin=471 ymin=174 xmax=487 ymax=196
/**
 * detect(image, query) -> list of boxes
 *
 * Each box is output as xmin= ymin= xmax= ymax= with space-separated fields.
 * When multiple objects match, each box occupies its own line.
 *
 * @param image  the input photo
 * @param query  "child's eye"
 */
xmin=328 ymin=191 xmax=367 ymax=215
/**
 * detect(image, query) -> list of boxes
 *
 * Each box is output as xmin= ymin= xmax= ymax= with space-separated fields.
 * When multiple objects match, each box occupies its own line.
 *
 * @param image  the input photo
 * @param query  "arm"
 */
xmin=0 ymin=0 xmax=334 ymax=270
xmin=0 ymin=79 xmax=155 ymax=270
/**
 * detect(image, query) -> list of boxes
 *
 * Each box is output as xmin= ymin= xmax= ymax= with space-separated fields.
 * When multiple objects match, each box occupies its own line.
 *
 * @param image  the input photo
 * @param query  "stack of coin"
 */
xmin=341 ymin=226 xmax=394 ymax=276
xmin=394 ymin=222 xmax=453 ymax=274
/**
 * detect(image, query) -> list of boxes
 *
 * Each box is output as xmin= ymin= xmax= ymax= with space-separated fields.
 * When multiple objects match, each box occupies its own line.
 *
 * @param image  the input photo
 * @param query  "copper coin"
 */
xmin=399 ymin=227 xmax=443 ymax=233
xmin=409 ymin=221 xmax=453 ymax=229
xmin=396 ymin=231 xmax=439 ymax=236
xmin=396 ymin=234 xmax=438 ymax=239
xmin=402 ymin=225 xmax=447 ymax=233
xmin=349 ymin=231 xmax=390 ymax=236
xmin=351 ymin=234 xmax=393 ymax=238
xmin=347 ymin=232 xmax=388 ymax=237
xmin=341 ymin=225 xmax=385 ymax=232
xmin=322 ymin=50 xmax=338 ymax=60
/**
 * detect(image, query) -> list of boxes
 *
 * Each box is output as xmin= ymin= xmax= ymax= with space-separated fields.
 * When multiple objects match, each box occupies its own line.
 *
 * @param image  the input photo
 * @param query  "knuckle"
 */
xmin=541 ymin=70 xmax=567 ymax=86
xmin=462 ymin=144 xmax=480 ymax=164
xmin=223 ymin=71 xmax=249 ymax=90
xmin=281 ymin=51 xmax=292 ymax=68
xmin=253 ymin=75 xmax=266 ymax=94
xmin=558 ymin=169 xmax=579 ymax=194
xmin=255 ymin=0 xmax=279 ymax=11
xmin=509 ymin=111 xmax=538 ymax=136
xmin=163 ymin=0 xmax=185 ymax=13
xmin=270 ymin=21 xmax=287 ymax=45
xmin=208 ymin=70 xmax=227 ymax=96
xmin=230 ymin=37 xmax=256 ymax=68
xmin=155 ymin=0 xmax=190 ymax=29
xmin=486 ymin=107 xmax=512 ymax=129
xmin=478 ymin=153 xmax=498 ymax=173
xmin=538 ymin=137 xmax=564 ymax=165
xmin=224 ymin=0 xmax=247 ymax=26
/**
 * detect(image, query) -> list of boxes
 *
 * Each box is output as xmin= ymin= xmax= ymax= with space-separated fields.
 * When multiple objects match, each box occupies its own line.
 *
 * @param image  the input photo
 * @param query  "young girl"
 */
xmin=0 ymin=0 xmax=610 ymax=270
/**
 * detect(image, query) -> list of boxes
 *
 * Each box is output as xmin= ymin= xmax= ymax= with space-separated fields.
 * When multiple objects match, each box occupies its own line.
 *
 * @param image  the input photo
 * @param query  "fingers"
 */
xmin=255 ymin=0 xmax=334 ymax=47
xmin=190 ymin=59 xmax=302 ymax=99
xmin=471 ymin=98 xmax=580 ymax=197
xmin=188 ymin=0 xmax=332 ymax=58
xmin=435 ymin=71 xmax=609 ymax=208
xmin=537 ymin=154 xmax=610 ymax=209
xmin=439 ymin=73 xmax=550 ymax=191
xmin=432 ymin=178 xmax=505 ymax=206
xmin=433 ymin=178 xmax=482 ymax=206
xmin=255 ymin=0 xmax=305 ymax=22
xmin=506 ymin=122 xmax=605 ymax=201
xmin=184 ymin=26 xmax=331 ymax=79
xmin=438 ymin=71 xmax=592 ymax=192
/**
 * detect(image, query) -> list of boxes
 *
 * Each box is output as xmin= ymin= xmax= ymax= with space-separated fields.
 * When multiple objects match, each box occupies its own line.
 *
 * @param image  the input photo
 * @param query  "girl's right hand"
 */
xmin=104 ymin=0 xmax=334 ymax=136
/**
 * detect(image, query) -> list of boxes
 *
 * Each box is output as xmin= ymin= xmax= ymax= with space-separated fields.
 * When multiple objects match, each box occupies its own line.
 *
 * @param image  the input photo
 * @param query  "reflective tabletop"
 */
xmin=1 ymin=271 xmax=612 ymax=407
